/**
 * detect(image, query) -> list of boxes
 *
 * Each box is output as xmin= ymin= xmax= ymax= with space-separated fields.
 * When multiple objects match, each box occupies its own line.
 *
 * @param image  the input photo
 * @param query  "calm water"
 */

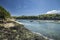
xmin=17 ymin=20 xmax=60 ymax=40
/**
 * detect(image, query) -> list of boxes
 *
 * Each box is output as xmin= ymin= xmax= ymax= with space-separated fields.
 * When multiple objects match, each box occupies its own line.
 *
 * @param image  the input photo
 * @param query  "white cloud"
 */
xmin=46 ymin=10 xmax=60 ymax=14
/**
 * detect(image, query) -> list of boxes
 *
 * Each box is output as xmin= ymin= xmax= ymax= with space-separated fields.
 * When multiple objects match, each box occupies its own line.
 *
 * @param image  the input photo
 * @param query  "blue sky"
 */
xmin=0 ymin=0 xmax=60 ymax=16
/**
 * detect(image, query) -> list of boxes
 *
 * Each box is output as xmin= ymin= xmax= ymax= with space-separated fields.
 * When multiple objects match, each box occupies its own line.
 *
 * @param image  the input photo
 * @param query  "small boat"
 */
xmin=30 ymin=20 xmax=33 ymax=22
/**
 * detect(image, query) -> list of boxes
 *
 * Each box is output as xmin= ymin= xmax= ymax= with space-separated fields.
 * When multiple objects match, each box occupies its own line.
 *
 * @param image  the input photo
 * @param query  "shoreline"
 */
xmin=33 ymin=32 xmax=54 ymax=40
xmin=16 ymin=19 xmax=60 ymax=20
xmin=14 ymin=21 xmax=24 ymax=25
xmin=14 ymin=21 xmax=54 ymax=40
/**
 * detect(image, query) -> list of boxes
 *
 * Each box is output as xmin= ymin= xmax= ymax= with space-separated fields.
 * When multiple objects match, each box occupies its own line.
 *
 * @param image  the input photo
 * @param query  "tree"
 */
xmin=0 ymin=6 xmax=11 ymax=20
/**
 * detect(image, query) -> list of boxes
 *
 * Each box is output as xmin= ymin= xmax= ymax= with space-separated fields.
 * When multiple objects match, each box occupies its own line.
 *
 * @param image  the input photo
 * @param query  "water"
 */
xmin=17 ymin=20 xmax=60 ymax=40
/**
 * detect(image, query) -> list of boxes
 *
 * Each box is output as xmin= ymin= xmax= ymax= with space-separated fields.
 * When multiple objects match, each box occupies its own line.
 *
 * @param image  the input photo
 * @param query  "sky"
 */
xmin=0 ymin=0 xmax=60 ymax=16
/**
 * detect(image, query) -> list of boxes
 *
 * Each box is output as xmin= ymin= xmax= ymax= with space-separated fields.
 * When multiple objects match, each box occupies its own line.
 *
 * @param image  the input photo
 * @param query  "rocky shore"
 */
xmin=0 ymin=21 xmax=49 ymax=40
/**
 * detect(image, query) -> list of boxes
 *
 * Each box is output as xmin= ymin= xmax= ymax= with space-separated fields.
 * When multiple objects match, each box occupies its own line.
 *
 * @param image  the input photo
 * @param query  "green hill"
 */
xmin=0 ymin=6 xmax=11 ymax=21
xmin=38 ymin=14 xmax=60 ymax=20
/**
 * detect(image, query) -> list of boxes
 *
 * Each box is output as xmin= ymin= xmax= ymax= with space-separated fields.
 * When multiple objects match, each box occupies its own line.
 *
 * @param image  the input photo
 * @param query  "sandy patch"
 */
xmin=4 ymin=23 xmax=15 ymax=28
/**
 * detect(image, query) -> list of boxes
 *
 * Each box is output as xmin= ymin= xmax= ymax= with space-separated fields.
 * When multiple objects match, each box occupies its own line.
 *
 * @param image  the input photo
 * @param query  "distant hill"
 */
xmin=38 ymin=14 xmax=60 ymax=20
xmin=13 ymin=14 xmax=60 ymax=20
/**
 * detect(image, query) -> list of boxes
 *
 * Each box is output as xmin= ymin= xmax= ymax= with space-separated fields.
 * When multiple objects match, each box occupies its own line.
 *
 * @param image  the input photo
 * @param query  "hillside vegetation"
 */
xmin=13 ymin=14 xmax=60 ymax=20
xmin=0 ymin=6 xmax=11 ymax=21
xmin=38 ymin=14 xmax=60 ymax=20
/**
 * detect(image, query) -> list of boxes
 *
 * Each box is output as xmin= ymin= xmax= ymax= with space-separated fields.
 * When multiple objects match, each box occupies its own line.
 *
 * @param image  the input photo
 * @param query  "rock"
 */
xmin=0 ymin=22 xmax=49 ymax=40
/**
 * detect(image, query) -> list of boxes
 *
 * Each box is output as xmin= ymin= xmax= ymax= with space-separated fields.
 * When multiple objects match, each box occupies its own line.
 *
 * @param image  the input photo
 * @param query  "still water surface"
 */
xmin=17 ymin=20 xmax=60 ymax=40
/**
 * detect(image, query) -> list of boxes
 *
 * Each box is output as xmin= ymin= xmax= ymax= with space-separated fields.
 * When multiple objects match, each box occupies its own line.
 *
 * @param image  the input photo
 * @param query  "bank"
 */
xmin=0 ymin=20 xmax=49 ymax=40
